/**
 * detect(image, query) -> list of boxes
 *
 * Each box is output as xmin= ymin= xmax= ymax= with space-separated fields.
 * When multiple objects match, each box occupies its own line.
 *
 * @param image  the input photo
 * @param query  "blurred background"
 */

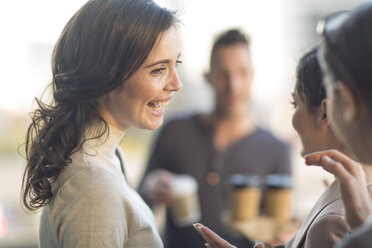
xmin=0 ymin=0 xmax=369 ymax=247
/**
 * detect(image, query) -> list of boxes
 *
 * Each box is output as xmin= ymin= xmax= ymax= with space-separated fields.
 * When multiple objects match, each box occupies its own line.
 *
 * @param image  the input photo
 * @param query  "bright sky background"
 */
xmin=0 ymin=1 xmax=88 ymax=113
xmin=0 ymin=0 xmax=290 ymax=118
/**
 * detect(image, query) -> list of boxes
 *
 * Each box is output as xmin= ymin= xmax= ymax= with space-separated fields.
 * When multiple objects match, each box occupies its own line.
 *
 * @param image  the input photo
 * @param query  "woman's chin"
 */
xmin=141 ymin=119 xmax=163 ymax=130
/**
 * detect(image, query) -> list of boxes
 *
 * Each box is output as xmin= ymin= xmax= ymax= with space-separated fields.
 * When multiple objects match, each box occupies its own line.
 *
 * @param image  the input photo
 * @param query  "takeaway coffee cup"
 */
xmin=264 ymin=174 xmax=293 ymax=222
xmin=229 ymin=174 xmax=262 ymax=221
xmin=170 ymin=174 xmax=201 ymax=227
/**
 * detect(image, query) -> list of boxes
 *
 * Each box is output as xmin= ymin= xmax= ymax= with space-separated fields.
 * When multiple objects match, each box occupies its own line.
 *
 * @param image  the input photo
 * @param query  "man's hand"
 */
xmin=142 ymin=169 xmax=176 ymax=205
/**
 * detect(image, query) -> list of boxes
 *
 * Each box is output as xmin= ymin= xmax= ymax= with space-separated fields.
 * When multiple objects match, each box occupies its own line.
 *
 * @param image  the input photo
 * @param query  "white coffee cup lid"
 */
xmin=171 ymin=174 xmax=198 ymax=196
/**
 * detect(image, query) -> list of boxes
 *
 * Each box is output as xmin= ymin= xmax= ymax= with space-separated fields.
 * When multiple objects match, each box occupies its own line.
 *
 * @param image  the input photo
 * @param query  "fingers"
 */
xmin=200 ymin=226 xmax=230 ymax=247
xmin=305 ymin=149 xmax=359 ymax=171
xmin=193 ymin=223 xmax=216 ymax=247
xmin=319 ymin=155 xmax=353 ymax=182
xmin=193 ymin=223 xmax=237 ymax=248
xmin=193 ymin=223 xmax=218 ymax=247
xmin=304 ymin=150 xmax=365 ymax=183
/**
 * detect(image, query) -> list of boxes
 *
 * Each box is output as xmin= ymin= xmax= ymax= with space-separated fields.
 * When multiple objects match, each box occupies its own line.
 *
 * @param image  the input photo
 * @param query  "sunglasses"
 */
xmin=317 ymin=11 xmax=350 ymax=45
xmin=316 ymin=11 xmax=356 ymax=87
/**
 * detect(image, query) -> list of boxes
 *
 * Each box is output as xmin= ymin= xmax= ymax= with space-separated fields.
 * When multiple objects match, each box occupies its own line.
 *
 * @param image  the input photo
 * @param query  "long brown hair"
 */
xmin=23 ymin=0 xmax=177 ymax=211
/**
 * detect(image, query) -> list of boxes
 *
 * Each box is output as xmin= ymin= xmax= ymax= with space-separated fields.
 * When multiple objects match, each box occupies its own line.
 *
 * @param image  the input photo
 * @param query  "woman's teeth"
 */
xmin=148 ymin=101 xmax=167 ymax=111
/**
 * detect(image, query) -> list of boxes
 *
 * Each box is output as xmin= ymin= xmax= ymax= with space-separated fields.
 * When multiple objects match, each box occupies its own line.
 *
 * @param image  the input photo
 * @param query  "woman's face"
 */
xmin=99 ymin=26 xmax=182 ymax=131
xmin=291 ymin=89 xmax=323 ymax=156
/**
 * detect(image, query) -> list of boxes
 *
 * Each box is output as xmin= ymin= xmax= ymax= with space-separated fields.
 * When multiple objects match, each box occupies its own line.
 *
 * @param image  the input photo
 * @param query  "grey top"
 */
xmin=141 ymin=114 xmax=292 ymax=248
xmin=39 ymin=125 xmax=163 ymax=248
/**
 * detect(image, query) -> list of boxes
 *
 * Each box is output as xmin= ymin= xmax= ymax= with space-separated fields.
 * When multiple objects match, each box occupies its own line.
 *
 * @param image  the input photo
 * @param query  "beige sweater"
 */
xmin=39 ymin=125 xmax=163 ymax=248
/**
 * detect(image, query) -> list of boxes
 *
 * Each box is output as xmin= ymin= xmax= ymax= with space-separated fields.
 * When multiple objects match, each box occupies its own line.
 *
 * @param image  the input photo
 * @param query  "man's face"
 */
xmin=207 ymin=44 xmax=253 ymax=117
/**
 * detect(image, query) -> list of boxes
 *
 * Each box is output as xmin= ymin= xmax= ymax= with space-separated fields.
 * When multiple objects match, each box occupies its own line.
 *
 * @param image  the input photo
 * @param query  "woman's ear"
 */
xmin=339 ymin=83 xmax=358 ymax=122
xmin=319 ymin=98 xmax=331 ymax=128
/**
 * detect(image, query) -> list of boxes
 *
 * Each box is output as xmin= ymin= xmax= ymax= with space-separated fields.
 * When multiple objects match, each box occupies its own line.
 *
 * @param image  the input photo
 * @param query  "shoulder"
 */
xmin=51 ymin=166 xmax=124 ymax=210
xmin=50 ymin=167 xmax=139 ymax=223
xmin=309 ymin=197 xmax=348 ymax=233
xmin=63 ymin=165 xmax=121 ymax=188
xmin=305 ymin=213 xmax=350 ymax=248
xmin=309 ymin=213 xmax=349 ymax=235
xmin=48 ymin=166 xmax=139 ymax=247
xmin=318 ymin=197 xmax=345 ymax=217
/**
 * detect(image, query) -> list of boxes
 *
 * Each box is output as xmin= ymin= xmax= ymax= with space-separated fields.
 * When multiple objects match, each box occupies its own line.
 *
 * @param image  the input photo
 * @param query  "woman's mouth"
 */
xmin=147 ymin=100 xmax=170 ymax=111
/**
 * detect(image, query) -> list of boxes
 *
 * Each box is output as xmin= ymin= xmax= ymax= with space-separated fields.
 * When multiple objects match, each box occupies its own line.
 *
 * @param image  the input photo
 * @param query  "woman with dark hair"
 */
xmin=22 ymin=0 xmax=182 ymax=247
xmin=285 ymin=47 xmax=371 ymax=248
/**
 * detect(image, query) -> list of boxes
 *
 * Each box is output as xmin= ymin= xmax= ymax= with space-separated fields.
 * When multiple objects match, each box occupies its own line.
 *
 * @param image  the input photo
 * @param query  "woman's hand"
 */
xmin=193 ymin=223 xmax=266 ymax=248
xmin=193 ymin=223 xmax=237 ymax=248
xmin=305 ymin=149 xmax=372 ymax=229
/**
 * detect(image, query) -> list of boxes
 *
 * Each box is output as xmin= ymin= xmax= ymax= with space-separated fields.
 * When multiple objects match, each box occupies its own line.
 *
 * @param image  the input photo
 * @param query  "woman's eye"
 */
xmin=290 ymin=100 xmax=297 ymax=108
xmin=151 ymin=67 xmax=166 ymax=74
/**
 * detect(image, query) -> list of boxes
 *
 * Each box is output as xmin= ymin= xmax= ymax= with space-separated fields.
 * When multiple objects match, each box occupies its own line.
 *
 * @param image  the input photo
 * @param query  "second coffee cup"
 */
xmin=264 ymin=174 xmax=293 ymax=223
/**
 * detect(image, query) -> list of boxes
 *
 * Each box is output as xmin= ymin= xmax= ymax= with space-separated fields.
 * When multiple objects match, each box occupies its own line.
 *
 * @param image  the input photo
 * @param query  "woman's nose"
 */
xmin=167 ymin=70 xmax=183 ymax=92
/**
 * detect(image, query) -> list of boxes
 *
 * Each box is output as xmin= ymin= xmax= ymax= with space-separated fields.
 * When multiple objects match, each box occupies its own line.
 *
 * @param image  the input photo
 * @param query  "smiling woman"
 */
xmin=21 ymin=0 xmax=181 ymax=247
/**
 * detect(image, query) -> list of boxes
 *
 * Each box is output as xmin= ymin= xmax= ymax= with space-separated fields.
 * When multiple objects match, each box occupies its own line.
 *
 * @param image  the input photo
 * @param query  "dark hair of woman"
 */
xmin=322 ymin=3 xmax=372 ymax=111
xmin=22 ymin=0 xmax=177 ymax=211
xmin=295 ymin=46 xmax=325 ymax=112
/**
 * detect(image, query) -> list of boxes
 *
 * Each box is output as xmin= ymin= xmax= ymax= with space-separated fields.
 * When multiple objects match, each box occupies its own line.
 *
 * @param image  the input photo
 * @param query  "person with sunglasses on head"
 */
xmin=305 ymin=3 xmax=372 ymax=248
xmin=22 ymin=0 xmax=182 ymax=247
xmin=193 ymin=45 xmax=372 ymax=248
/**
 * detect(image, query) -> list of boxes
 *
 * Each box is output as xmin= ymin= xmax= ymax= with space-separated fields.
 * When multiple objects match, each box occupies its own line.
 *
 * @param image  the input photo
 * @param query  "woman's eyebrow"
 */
xmin=144 ymin=53 xmax=181 ymax=68
xmin=144 ymin=59 xmax=171 ymax=68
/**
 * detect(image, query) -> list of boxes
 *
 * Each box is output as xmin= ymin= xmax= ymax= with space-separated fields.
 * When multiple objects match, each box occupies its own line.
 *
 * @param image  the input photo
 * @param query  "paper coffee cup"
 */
xmin=229 ymin=174 xmax=262 ymax=221
xmin=264 ymin=174 xmax=293 ymax=222
xmin=170 ymin=175 xmax=201 ymax=227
